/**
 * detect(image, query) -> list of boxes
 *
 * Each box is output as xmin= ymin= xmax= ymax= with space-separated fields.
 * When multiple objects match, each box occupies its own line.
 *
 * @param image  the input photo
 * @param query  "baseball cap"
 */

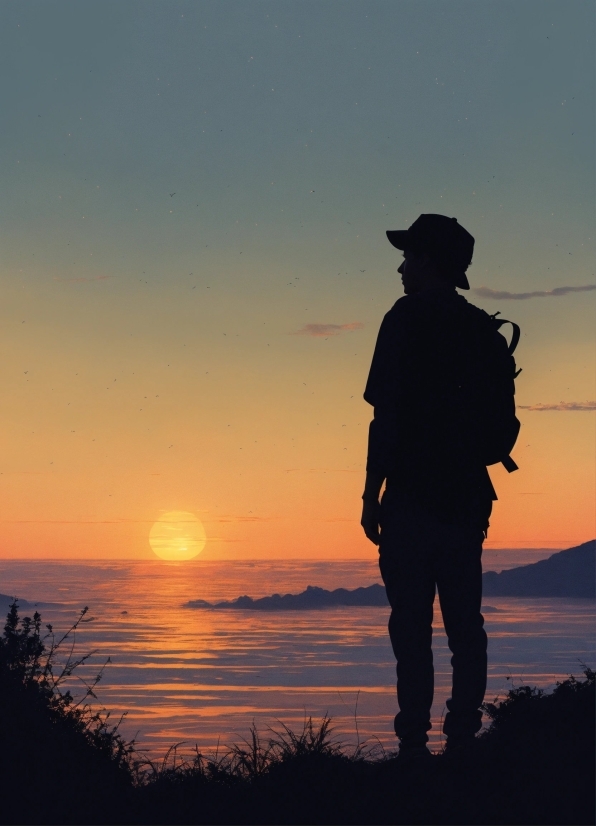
xmin=386 ymin=214 xmax=474 ymax=290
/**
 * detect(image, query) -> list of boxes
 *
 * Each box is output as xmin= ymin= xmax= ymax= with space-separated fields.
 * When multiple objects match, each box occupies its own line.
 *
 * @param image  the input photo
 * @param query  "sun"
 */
xmin=149 ymin=511 xmax=206 ymax=561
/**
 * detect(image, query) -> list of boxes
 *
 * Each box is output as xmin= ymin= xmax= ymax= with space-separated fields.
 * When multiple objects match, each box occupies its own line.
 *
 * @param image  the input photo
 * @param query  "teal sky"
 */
xmin=0 ymin=1 xmax=594 ymax=558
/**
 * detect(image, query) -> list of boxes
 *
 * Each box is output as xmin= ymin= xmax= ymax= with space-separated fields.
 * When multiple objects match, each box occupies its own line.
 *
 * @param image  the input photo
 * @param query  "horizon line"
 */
xmin=1 ymin=547 xmax=589 ymax=562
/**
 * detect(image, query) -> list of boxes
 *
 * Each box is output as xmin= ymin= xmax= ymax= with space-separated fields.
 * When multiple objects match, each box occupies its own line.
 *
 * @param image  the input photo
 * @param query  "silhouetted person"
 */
xmin=361 ymin=214 xmax=520 ymax=763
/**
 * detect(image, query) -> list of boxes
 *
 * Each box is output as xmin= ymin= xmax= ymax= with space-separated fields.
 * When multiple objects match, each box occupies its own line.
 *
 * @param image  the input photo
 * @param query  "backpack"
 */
xmin=457 ymin=308 xmax=522 ymax=472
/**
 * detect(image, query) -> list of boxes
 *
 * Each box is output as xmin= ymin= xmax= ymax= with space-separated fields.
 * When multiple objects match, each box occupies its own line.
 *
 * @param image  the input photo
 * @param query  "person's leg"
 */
xmin=378 ymin=493 xmax=437 ymax=747
xmin=435 ymin=520 xmax=487 ymax=741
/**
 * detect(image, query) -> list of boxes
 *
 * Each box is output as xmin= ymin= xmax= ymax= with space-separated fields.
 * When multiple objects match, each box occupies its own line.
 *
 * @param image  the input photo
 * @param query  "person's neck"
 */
xmin=415 ymin=269 xmax=456 ymax=293
xmin=416 ymin=285 xmax=457 ymax=302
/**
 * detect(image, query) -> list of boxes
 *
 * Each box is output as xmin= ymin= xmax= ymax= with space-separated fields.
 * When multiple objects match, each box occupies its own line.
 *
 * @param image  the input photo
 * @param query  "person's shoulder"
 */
xmin=384 ymin=294 xmax=418 ymax=320
xmin=375 ymin=296 xmax=418 ymax=338
xmin=453 ymin=295 xmax=504 ymax=351
xmin=454 ymin=294 xmax=493 ymax=326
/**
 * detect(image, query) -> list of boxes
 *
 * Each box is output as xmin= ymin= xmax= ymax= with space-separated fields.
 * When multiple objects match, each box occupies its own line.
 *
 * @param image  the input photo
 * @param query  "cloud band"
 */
xmin=473 ymin=285 xmax=596 ymax=300
xmin=518 ymin=401 xmax=596 ymax=411
xmin=294 ymin=322 xmax=364 ymax=337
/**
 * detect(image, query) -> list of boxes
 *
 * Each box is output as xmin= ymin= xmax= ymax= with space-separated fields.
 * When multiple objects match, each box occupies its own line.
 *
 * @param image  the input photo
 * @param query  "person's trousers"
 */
xmin=378 ymin=490 xmax=489 ymax=746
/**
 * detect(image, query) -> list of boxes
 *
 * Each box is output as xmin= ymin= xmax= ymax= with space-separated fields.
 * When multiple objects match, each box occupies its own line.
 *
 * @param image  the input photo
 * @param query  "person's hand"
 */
xmin=361 ymin=499 xmax=381 ymax=546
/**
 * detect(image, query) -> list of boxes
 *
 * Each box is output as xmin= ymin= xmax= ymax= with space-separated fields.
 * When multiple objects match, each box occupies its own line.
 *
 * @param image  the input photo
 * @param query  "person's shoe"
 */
xmin=396 ymin=743 xmax=433 ymax=766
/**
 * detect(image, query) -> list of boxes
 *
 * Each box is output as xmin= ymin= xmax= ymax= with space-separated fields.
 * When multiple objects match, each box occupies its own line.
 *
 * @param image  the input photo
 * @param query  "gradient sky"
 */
xmin=0 ymin=0 xmax=594 ymax=559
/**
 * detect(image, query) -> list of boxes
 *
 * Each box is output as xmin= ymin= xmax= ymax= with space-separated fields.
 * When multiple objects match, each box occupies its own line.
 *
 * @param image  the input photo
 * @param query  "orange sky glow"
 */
xmin=0 ymin=2 xmax=593 ymax=560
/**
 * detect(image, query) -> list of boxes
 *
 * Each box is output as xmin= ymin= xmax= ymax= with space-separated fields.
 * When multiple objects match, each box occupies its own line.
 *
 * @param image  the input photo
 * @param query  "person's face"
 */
xmin=397 ymin=249 xmax=428 ymax=294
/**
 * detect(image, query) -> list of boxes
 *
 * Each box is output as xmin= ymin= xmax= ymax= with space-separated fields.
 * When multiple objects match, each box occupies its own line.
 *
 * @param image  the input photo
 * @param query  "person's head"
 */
xmin=397 ymin=248 xmax=457 ymax=295
xmin=387 ymin=214 xmax=474 ymax=294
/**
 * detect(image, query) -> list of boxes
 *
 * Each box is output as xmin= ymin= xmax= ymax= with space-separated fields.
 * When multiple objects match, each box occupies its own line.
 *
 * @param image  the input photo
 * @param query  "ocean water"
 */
xmin=0 ymin=558 xmax=594 ymax=757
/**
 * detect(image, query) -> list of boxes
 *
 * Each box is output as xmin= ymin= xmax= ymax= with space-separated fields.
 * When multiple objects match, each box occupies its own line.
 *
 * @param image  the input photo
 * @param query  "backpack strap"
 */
xmin=489 ymin=312 xmax=521 ymax=355
xmin=502 ymin=455 xmax=519 ymax=473
xmin=487 ymin=311 xmax=522 ymax=473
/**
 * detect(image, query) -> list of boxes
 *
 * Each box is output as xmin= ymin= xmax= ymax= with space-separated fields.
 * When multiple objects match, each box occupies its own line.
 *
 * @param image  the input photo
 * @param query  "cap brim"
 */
xmin=386 ymin=230 xmax=409 ymax=250
xmin=454 ymin=271 xmax=470 ymax=290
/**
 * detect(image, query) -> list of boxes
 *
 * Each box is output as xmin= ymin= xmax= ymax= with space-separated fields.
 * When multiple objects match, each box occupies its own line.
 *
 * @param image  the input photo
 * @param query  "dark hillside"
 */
xmin=182 ymin=540 xmax=596 ymax=610
xmin=482 ymin=539 xmax=595 ymax=598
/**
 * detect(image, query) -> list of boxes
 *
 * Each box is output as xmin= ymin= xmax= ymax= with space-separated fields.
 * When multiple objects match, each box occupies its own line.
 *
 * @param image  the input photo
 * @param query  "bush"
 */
xmin=0 ymin=601 xmax=135 ymax=824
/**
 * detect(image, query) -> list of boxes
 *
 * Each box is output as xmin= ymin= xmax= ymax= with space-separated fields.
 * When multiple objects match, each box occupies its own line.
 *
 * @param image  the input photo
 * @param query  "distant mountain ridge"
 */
xmin=0 ymin=594 xmax=35 ymax=609
xmin=0 ymin=594 xmax=59 ymax=612
xmin=185 ymin=584 xmax=389 ymax=611
xmin=482 ymin=539 xmax=594 ymax=598
xmin=184 ymin=540 xmax=595 ymax=610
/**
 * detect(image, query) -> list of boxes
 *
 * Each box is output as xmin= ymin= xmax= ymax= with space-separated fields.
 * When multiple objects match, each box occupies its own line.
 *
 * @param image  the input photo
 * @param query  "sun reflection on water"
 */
xmin=0 ymin=559 xmax=593 ymax=757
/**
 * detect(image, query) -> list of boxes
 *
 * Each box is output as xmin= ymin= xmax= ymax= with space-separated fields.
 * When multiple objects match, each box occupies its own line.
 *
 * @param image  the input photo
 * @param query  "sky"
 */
xmin=0 ymin=0 xmax=594 ymax=560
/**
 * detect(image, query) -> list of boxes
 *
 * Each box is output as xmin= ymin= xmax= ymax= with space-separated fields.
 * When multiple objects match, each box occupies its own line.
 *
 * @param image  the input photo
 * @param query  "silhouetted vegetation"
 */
xmin=0 ymin=602 xmax=135 ymax=824
xmin=0 ymin=602 xmax=593 ymax=825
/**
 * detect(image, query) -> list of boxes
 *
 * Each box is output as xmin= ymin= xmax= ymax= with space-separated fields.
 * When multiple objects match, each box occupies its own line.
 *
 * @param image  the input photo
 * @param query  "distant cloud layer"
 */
xmin=519 ymin=401 xmax=596 ymax=411
xmin=473 ymin=285 xmax=596 ymax=300
xmin=294 ymin=322 xmax=364 ymax=337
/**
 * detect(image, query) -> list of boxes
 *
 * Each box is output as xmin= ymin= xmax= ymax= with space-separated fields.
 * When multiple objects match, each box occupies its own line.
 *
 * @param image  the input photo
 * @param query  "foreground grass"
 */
xmin=0 ymin=603 xmax=594 ymax=825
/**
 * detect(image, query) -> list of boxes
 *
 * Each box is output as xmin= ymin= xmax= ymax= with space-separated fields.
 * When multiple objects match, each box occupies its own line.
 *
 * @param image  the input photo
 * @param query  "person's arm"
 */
xmin=360 ymin=413 xmax=390 ymax=545
xmin=361 ymin=308 xmax=398 ymax=546
xmin=363 ymin=469 xmax=385 ymax=501
xmin=361 ymin=470 xmax=385 ymax=546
